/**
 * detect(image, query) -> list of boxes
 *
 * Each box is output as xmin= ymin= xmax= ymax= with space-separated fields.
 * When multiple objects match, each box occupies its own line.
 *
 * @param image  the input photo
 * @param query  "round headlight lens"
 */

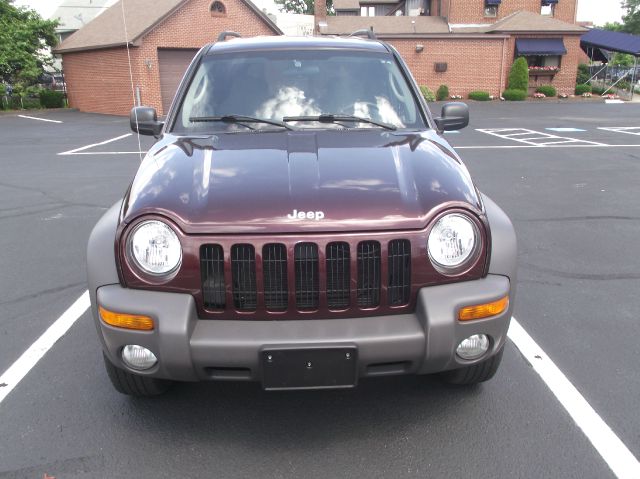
xmin=428 ymin=213 xmax=479 ymax=271
xmin=129 ymin=220 xmax=182 ymax=275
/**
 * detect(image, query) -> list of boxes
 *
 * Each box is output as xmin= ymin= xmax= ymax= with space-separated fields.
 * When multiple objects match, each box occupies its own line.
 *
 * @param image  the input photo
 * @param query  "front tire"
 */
xmin=440 ymin=346 xmax=504 ymax=386
xmin=103 ymin=353 xmax=172 ymax=396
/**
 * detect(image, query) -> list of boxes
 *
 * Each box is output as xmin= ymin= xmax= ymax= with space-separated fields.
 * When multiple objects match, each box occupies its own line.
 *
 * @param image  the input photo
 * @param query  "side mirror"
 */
xmin=434 ymin=102 xmax=469 ymax=131
xmin=130 ymin=106 xmax=163 ymax=136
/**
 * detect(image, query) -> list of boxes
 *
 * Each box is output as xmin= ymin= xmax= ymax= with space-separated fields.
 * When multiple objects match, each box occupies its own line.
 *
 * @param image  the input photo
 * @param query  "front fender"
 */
xmin=87 ymin=201 xmax=122 ymax=327
xmin=483 ymin=193 xmax=517 ymax=293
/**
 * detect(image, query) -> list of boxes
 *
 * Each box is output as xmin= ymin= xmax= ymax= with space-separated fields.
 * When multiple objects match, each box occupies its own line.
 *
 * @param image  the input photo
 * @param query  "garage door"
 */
xmin=158 ymin=49 xmax=199 ymax=114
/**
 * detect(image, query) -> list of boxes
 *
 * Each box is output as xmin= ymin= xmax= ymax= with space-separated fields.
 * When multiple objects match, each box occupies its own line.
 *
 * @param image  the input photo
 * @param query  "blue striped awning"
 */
xmin=580 ymin=28 xmax=640 ymax=56
xmin=485 ymin=0 xmax=501 ymax=5
xmin=542 ymin=0 xmax=558 ymax=5
xmin=515 ymin=38 xmax=567 ymax=56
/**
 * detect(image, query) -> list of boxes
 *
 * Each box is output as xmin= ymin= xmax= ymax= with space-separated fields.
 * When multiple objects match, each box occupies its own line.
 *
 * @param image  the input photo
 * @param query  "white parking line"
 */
xmin=508 ymin=318 xmax=640 ymax=479
xmin=598 ymin=127 xmax=640 ymax=136
xmin=0 ymin=291 xmax=90 ymax=406
xmin=476 ymin=128 xmax=606 ymax=147
xmin=455 ymin=144 xmax=640 ymax=149
xmin=58 ymin=133 xmax=132 ymax=155
xmin=1 ymin=293 xmax=639 ymax=479
xmin=18 ymin=115 xmax=62 ymax=124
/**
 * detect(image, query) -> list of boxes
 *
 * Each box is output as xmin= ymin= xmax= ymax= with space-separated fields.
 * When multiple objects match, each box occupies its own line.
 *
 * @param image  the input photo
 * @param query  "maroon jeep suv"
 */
xmin=87 ymin=34 xmax=516 ymax=396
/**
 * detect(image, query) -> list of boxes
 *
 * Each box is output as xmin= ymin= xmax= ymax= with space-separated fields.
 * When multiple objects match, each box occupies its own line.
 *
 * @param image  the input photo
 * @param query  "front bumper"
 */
xmin=95 ymin=274 xmax=512 ymax=385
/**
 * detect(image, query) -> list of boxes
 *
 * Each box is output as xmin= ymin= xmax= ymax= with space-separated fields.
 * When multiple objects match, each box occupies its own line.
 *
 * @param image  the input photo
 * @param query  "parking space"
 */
xmin=1 ymin=103 xmax=640 ymax=478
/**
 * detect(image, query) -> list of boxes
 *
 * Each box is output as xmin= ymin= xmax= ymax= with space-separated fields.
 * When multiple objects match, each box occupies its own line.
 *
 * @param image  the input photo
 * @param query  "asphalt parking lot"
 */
xmin=1 ymin=101 xmax=639 ymax=478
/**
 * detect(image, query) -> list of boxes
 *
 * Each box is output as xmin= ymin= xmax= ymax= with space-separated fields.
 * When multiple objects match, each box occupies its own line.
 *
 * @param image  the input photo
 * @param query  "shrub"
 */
xmin=436 ymin=84 xmax=449 ymax=101
xmin=420 ymin=85 xmax=435 ymax=102
xmin=39 ymin=89 xmax=65 ymax=108
xmin=468 ymin=91 xmax=491 ymax=101
xmin=576 ymin=63 xmax=590 ymax=84
xmin=535 ymin=85 xmax=557 ymax=97
xmin=502 ymin=89 xmax=527 ymax=101
xmin=0 ymin=84 xmax=5 ymax=96
xmin=591 ymin=85 xmax=606 ymax=95
xmin=616 ymin=80 xmax=631 ymax=91
xmin=508 ymin=57 xmax=529 ymax=92
xmin=575 ymin=84 xmax=592 ymax=95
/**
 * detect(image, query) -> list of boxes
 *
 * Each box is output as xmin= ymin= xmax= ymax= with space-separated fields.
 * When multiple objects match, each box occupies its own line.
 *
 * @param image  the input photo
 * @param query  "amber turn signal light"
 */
xmin=99 ymin=306 xmax=154 ymax=331
xmin=458 ymin=295 xmax=509 ymax=321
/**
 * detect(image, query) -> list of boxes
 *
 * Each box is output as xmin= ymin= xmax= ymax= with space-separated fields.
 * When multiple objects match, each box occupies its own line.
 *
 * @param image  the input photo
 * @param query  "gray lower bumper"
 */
xmin=95 ymin=274 xmax=512 ymax=383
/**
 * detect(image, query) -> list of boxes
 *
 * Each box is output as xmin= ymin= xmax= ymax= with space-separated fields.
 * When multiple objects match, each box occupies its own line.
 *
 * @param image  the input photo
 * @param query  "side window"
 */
xmin=540 ymin=3 xmax=554 ymax=16
xmin=210 ymin=1 xmax=226 ymax=16
xmin=484 ymin=5 xmax=498 ymax=17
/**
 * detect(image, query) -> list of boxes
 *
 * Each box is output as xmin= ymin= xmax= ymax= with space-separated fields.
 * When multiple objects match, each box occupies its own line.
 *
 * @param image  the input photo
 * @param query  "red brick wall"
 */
xmin=447 ymin=0 xmax=576 ymax=25
xmin=387 ymin=37 xmax=508 ymax=98
xmin=62 ymin=47 xmax=139 ymax=116
xmin=504 ymin=34 xmax=583 ymax=95
xmin=386 ymin=34 xmax=581 ymax=99
xmin=62 ymin=0 xmax=278 ymax=115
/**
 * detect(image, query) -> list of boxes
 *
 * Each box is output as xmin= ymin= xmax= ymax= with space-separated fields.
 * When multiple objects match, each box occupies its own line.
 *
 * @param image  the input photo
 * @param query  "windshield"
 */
xmin=172 ymin=49 xmax=426 ymax=133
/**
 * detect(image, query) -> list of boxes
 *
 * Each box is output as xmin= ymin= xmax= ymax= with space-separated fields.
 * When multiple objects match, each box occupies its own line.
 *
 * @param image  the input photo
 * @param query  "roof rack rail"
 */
xmin=349 ymin=29 xmax=377 ymax=40
xmin=217 ymin=31 xmax=241 ymax=42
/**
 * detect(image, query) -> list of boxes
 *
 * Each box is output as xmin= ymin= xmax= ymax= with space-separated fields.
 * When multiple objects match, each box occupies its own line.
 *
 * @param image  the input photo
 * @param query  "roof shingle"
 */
xmin=54 ymin=0 xmax=281 ymax=54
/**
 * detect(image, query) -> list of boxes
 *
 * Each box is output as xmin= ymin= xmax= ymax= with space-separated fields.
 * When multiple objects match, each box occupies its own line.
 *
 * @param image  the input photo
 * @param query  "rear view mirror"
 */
xmin=130 ymin=106 xmax=163 ymax=136
xmin=434 ymin=102 xmax=469 ymax=131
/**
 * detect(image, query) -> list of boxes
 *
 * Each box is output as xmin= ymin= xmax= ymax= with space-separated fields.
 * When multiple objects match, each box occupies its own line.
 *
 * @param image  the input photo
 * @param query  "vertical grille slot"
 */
xmin=357 ymin=241 xmax=381 ymax=307
xmin=388 ymin=239 xmax=411 ymax=306
xmin=231 ymin=244 xmax=257 ymax=311
xmin=263 ymin=243 xmax=288 ymax=311
xmin=294 ymin=243 xmax=319 ymax=310
xmin=200 ymin=244 xmax=226 ymax=310
xmin=326 ymin=242 xmax=350 ymax=309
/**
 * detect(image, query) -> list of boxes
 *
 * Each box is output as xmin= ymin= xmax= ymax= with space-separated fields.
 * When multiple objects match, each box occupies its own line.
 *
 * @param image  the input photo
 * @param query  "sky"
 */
xmin=12 ymin=0 xmax=627 ymax=27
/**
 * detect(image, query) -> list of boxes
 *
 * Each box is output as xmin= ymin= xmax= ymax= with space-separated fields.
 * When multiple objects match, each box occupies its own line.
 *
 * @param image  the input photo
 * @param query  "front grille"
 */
xmin=231 ymin=244 xmax=257 ymax=310
xmin=200 ymin=244 xmax=226 ymax=310
xmin=388 ymin=239 xmax=411 ymax=306
xmin=294 ymin=242 xmax=320 ymax=310
xmin=326 ymin=242 xmax=350 ymax=309
xmin=199 ymin=239 xmax=412 ymax=317
xmin=357 ymin=241 xmax=381 ymax=307
xmin=263 ymin=243 xmax=288 ymax=311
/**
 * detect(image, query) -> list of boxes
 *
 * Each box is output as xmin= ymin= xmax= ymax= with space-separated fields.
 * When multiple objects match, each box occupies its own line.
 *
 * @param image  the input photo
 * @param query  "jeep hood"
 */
xmin=121 ymin=130 xmax=482 ymax=234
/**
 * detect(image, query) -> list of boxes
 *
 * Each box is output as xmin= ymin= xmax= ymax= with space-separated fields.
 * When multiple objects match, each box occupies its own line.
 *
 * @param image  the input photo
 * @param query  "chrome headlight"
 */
xmin=427 ymin=213 xmax=480 ymax=273
xmin=128 ymin=220 xmax=182 ymax=275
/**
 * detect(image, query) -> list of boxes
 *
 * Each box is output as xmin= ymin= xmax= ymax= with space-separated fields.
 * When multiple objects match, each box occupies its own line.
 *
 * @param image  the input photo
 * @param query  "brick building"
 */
xmin=319 ymin=0 xmax=586 ymax=97
xmin=54 ymin=0 xmax=282 ymax=115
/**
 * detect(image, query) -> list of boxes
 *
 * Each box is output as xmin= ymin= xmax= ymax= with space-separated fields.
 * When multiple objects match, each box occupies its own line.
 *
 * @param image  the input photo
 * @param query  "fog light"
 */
xmin=121 ymin=345 xmax=158 ymax=370
xmin=456 ymin=334 xmax=490 ymax=360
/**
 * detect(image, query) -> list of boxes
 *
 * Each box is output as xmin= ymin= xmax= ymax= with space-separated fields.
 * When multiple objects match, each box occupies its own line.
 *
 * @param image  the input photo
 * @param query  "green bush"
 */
xmin=616 ymin=80 xmax=631 ymax=90
xmin=468 ymin=91 xmax=491 ymax=101
xmin=575 ymin=84 xmax=592 ymax=95
xmin=508 ymin=57 xmax=529 ymax=92
xmin=591 ymin=85 xmax=605 ymax=95
xmin=420 ymin=85 xmax=435 ymax=102
xmin=22 ymin=97 xmax=41 ymax=109
xmin=536 ymin=85 xmax=557 ymax=97
xmin=576 ymin=64 xmax=590 ymax=84
xmin=502 ymin=89 xmax=527 ymax=101
xmin=0 ymin=84 xmax=6 ymax=96
xmin=39 ymin=89 xmax=65 ymax=108
xmin=436 ymin=84 xmax=449 ymax=101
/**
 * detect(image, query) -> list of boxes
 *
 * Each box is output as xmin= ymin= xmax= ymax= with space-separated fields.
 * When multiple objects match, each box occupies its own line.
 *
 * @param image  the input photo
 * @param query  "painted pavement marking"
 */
xmin=509 ymin=317 xmax=640 ymax=479
xmin=18 ymin=115 xmax=63 ymax=124
xmin=58 ymin=133 xmax=133 ymax=155
xmin=545 ymin=128 xmax=586 ymax=132
xmin=598 ymin=127 xmax=640 ymax=137
xmin=476 ymin=128 xmax=606 ymax=147
xmin=0 ymin=291 xmax=90 ymax=406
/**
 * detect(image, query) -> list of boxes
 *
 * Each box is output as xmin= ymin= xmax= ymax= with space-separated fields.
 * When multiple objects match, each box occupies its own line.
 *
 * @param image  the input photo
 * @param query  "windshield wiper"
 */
xmin=282 ymin=114 xmax=397 ymax=131
xmin=189 ymin=115 xmax=295 ymax=131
